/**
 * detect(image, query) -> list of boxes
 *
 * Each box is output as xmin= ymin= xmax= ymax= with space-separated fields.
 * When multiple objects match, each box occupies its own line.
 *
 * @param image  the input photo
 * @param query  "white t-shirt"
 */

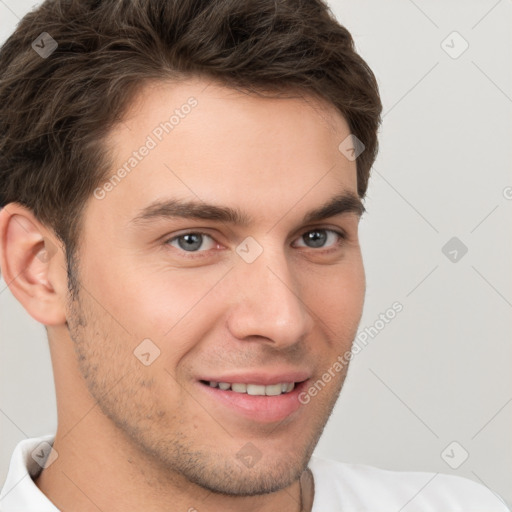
xmin=1 ymin=434 xmax=509 ymax=511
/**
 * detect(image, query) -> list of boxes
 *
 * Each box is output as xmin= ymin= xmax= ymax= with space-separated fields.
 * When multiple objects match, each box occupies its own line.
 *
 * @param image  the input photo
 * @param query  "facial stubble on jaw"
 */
xmin=63 ymin=278 xmax=350 ymax=498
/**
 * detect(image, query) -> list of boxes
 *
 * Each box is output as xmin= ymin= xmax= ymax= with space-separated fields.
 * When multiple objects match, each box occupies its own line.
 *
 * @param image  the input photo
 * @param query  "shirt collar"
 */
xmin=0 ymin=434 xmax=60 ymax=512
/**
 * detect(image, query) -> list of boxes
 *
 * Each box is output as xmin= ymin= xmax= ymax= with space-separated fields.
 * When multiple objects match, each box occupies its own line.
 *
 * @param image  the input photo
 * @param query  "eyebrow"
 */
xmin=130 ymin=191 xmax=365 ymax=227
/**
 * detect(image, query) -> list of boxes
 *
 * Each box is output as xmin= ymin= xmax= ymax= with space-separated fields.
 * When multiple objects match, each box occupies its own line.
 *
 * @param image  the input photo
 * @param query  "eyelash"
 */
xmin=164 ymin=228 xmax=348 ymax=259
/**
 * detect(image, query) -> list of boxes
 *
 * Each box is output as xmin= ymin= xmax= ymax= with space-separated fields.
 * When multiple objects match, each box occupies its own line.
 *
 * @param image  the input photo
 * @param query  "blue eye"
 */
xmin=165 ymin=228 xmax=346 ymax=257
xmin=166 ymin=232 xmax=216 ymax=252
xmin=294 ymin=229 xmax=346 ymax=249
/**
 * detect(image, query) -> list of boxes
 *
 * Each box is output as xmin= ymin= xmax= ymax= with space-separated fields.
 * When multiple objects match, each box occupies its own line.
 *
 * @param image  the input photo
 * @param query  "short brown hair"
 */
xmin=0 ymin=0 xmax=382 ymax=291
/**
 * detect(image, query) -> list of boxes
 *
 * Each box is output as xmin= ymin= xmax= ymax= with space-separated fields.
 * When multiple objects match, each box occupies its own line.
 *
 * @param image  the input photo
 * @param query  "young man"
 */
xmin=0 ymin=0 xmax=508 ymax=511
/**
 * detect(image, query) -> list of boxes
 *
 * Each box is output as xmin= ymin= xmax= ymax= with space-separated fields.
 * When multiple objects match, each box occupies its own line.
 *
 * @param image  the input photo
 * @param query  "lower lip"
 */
xmin=197 ymin=380 xmax=309 ymax=423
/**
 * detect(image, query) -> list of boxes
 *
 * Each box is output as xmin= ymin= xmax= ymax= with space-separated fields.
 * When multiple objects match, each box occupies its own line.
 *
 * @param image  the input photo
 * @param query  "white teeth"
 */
xmin=231 ymin=383 xmax=247 ymax=393
xmin=265 ymin=383 xmax=283 ymax=396
xmin=247 ymin=384 xmax=266 ymax=396
xmin=207 ymin=381 xmax=296 ymax=395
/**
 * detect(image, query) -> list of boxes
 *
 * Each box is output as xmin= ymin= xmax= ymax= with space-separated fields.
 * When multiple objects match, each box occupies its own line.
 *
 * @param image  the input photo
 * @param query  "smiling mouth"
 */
xmin=199 ymin=380 xmax=299 ymax=396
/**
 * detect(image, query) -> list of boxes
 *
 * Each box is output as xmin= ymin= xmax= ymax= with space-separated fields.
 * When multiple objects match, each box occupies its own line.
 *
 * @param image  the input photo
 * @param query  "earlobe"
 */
xmin=0 ymin=203 xmax=67 ymax=326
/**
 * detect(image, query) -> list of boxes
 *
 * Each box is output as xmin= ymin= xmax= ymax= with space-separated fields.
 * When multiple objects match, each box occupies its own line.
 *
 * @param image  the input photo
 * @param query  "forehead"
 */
xmin=89 ymin=77 xmax=358 ymax=229
xmin=122 ymin=77 xmax=346 ymax=137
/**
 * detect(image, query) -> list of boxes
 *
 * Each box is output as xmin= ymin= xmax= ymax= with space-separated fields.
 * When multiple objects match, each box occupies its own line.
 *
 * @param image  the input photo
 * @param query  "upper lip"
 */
xmin=198 ymin=370 xmax=311 ymax=386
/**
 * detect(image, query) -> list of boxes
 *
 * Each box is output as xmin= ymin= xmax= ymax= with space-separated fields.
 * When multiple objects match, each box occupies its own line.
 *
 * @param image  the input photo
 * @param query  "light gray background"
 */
xmin=1 ymin=0 xmax=511 ymax=508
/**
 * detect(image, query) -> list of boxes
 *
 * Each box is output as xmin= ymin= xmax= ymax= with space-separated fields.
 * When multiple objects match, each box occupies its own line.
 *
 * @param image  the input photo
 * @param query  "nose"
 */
xmin=226 ymin=242 xmax=314 ymax=348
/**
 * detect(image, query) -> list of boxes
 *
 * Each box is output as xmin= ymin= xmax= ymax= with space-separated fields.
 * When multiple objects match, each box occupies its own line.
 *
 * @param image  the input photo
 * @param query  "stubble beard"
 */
xmin=64 ymin=277 xmax=349 ymax=497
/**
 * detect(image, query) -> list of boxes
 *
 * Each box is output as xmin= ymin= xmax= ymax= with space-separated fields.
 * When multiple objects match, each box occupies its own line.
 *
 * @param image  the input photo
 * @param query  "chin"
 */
xmin=179 ymin=450 xmax=308 ymax=496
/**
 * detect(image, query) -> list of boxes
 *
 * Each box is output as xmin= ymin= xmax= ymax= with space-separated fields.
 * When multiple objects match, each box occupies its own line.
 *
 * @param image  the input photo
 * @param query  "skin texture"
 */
xmin=0 ymin=77 xmax=365 ymax=512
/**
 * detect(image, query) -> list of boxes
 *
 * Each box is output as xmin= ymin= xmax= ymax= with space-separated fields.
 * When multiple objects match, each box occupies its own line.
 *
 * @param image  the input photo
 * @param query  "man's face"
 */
xmin=66 ymin=78 xmax=365 ymax=495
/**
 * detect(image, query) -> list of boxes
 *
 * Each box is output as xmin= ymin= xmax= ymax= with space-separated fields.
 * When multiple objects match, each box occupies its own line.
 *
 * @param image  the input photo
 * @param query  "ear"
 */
xmin=0 ymin=203 xmax=67 ymax=325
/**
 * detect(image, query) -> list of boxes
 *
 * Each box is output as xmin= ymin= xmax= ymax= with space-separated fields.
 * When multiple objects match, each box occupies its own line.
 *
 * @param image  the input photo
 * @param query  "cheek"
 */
xmin=302 ymin=257 xmax=365 ymax=332
xmin=86 ymin=250 xmax=222 ymax=337
xmin=108 ymin=266 xmax=232 ymax=374
xmin=141 ymin=268 xmax=227 ymax=329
